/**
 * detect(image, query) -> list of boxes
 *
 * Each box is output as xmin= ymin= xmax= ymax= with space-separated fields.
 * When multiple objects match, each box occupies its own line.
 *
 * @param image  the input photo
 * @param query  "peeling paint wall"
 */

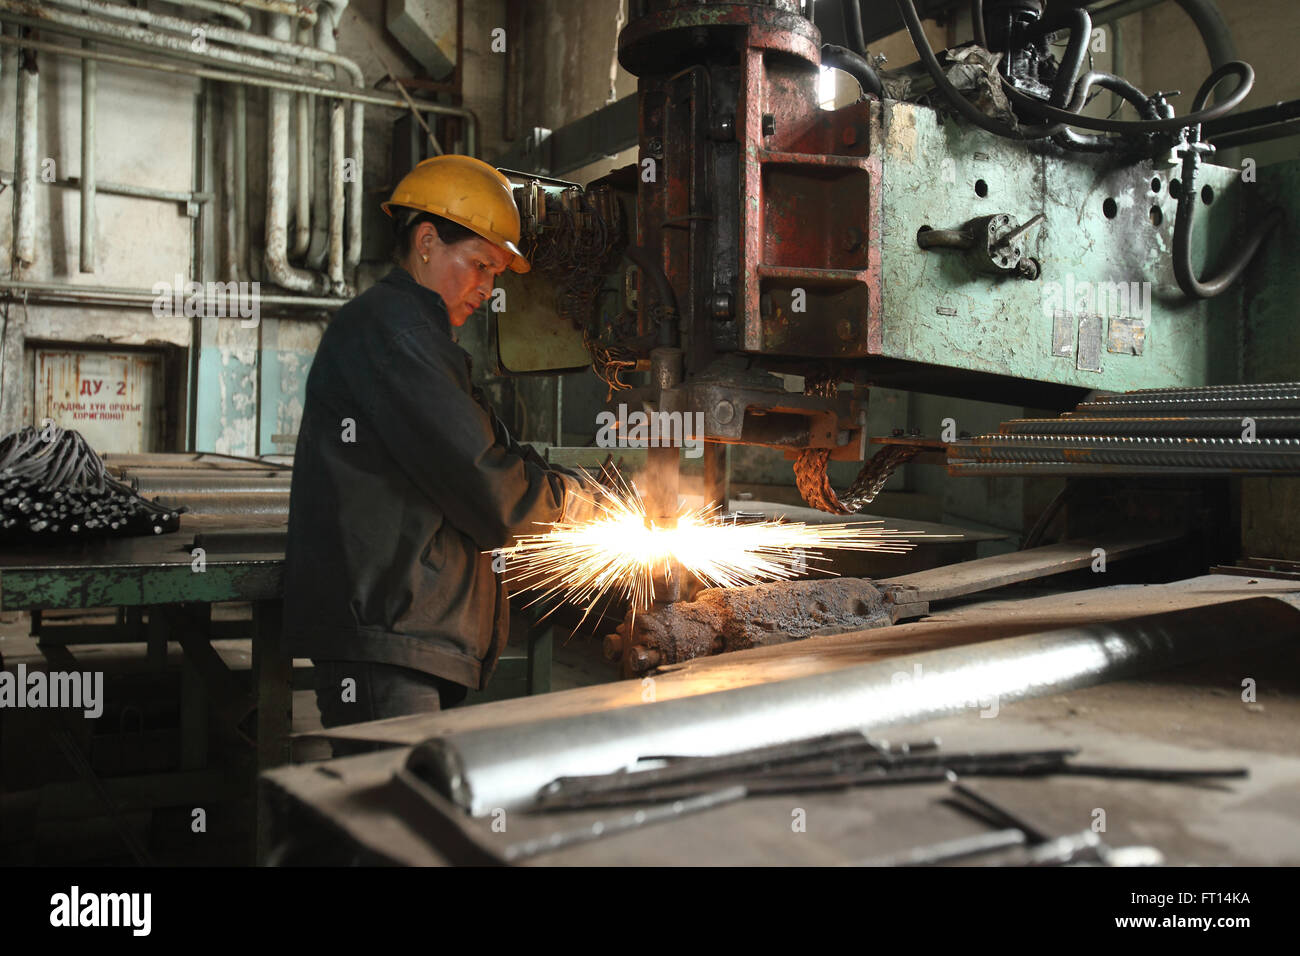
xmin=0 ymin=1 xmax=512 ymax=454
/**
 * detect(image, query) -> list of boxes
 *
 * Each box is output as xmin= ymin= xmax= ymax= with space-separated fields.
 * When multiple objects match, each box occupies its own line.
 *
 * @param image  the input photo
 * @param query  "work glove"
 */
xmin=560 ymin=472 xmax=604 ymax=525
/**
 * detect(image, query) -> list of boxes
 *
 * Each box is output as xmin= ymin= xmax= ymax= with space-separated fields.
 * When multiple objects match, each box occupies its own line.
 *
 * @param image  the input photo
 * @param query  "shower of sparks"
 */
xmin=495 ymin=470 xmax=936 ymax=626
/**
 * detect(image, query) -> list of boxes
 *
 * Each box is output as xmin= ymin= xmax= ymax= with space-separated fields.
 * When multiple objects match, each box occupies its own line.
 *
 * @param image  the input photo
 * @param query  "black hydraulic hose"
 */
xmin=1172 ymin=156 xmax=1282 ymax=298
xmin=1003 ymin=60 xmax=1255 ymax=133
xmin=1015 ymin=6 xmax=1092 ymax=108
xmin=1065 ymin=71 xmax=1160 ymax=118
xmin=821 ymin=43 xmax=884 ymax=100
xmin=1173 ymin=0 xmax=1235 ymax=105
xmin=842 ymin=0 xmax=867 ymax=57
xmin=970 ymin=0 xmax=987 ymax=49
xmin=1173 ymin=0 xmax=1237 ymax=71
xmin=1056 ymin=70 xmax=1162 ymax=150
xmin=1172 ymin=68 xmax=1284 ymax=299
xmin=625 ymin=245 xmax=680 ymax=349
xmin=894 ymin=0 xmax=1065 ymax=140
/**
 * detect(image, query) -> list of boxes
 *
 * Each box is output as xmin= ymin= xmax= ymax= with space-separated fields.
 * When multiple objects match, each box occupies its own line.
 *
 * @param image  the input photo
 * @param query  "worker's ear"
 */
xmin=415 ymin=220 xmax=442 ymax=258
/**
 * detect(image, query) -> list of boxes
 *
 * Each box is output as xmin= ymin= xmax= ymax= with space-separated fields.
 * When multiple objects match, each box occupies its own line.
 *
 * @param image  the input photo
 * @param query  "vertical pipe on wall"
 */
xmin=223 ymin=85 xmax=241 ymax=280
xmin=79 ymin=40 xmax=96 ymax=273
xmin=328 ymin=98 xmax=345 ymax=293
xmin=305 ymin=1 xmax=337 ymax=270
xmin=293 ymin=90 xmax=312 ymax=257
xmin=264 ymin=13 xmax=329 ymax=293
xmin=234 ymin=83 xmax=249 ymax=280
xmin=12 ymin=42 xmax=38 ymax=268
xmin=344 ymin=99 xmax=364 ymax=282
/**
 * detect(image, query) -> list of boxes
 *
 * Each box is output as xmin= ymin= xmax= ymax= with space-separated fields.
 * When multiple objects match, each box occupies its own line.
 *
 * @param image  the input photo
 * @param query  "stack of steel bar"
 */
xmin=0 ymin=426 xmax=181 ymax=540
xmin=104 ymin=453 xmax=292 ymax=516
xmin=948 ymin=383 xmax=1300 ymax=476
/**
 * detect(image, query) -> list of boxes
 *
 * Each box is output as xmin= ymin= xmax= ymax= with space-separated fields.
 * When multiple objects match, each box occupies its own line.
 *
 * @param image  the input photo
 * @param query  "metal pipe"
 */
xmin=0 ymin=279 xmax=344 ymax=310
xmin=264 ymin=13 xmax=329 ymax=294
xmin=0 ymin=1 xmax=333 ymax=84
xmin=223 ymin=0 xmax=316 ymax=23
xmin=79 ymin=40 xmax=95 ymax=273
xmin=12 ymin=41 xmax=38 ymax=268
xmin=43 ymin=0 xmax=365 ymax=87
xmin=157 ymin=0 xmax=252 ymax=30
xmin=419 ymin=598 xmax=1300 ymax=814
xmin=222 ymin=86 xmax=241 ymax=281
xmin=345 ymin=99 xmax=364 ymax=279
xmin=133 ymin=476 xmax=291 ymax=494
xmin=145 ymin=490 xmax=288 ymax=515
xmin=234 ymin=84 xmax=249 ymax=280
xmin=0 ymin=34 xmax=478 ymax=133
xmin=293 ymin=91 xmax=311 ymax=256
xmin=306 ymin=1 xmax=339 ymax=269
xmin=67 ymin=177 xmax=212 ymax=204
xmin=1 ymin=169 xmax=212 ymax=205
xmin=321 ymin=0 xmax=363 ymax=281
xmin=328 ymin=99 xmax=346 ymax=292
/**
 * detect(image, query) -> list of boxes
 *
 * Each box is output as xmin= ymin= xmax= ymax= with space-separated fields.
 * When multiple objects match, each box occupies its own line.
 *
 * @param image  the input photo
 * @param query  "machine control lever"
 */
xmin=917 ymin=212 xmax=1044 ymax=279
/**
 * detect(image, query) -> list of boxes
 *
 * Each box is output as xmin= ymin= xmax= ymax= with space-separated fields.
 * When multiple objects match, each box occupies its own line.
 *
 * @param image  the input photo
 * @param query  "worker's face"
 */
xmin=410 ymin=224 xmax=513 ymax=327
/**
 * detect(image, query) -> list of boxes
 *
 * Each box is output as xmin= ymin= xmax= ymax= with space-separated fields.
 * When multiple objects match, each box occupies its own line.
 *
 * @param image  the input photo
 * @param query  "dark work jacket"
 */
xmin=282 ymin=266 xmax=569 ymax=690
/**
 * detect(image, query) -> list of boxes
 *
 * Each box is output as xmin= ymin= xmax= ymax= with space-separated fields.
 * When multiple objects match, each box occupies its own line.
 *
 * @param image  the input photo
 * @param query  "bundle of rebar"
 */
xmin=948 ymin=382 xmax=1300 ymax=476
xmin=0 ymin=426 xmax=181 ymax=540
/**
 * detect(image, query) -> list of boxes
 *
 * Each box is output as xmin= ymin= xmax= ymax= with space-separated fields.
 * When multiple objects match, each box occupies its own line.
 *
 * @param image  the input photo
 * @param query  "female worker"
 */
xmin=283 ymin=156 xmax=596 ymax=749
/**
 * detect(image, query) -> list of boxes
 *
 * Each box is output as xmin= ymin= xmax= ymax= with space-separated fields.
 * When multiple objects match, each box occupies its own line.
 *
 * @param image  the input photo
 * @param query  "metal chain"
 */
xmin=793 ymin=369 xmax=922 ymax=513
xmin=794 ymin=443 xmax=922 ymax=515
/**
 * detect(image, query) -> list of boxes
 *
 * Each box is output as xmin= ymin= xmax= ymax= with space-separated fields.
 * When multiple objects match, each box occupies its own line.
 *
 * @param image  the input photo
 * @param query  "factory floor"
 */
xmin=7 ymin=576 xmax=1299 ymax=866
xmin=0 ymin=607 xmax=620 ymax=865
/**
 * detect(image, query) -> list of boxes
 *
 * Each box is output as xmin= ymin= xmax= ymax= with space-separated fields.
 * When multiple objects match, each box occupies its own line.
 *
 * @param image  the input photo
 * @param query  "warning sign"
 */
xmin=35 ymin=350 xmax=162 ymax=453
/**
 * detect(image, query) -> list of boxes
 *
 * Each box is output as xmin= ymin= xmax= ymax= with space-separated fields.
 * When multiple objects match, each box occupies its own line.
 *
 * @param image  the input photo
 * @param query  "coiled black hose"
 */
xmin=918 ymin=0 xmax=1254 ymax=139
xmin=821 ymin=43 xmax=884 ymax=100
xmin=1172 ymin=68 xmax=1285 ymax=299
xmin=1004 ymin=60 xmax=1256 ymax=134
xmin=1056 ymin=70 xmax=1162 ymax=151
xmin=842 ymin=0 xmax=867 ymax=58
xmin=895 ymin=0 xmax=1066 ymax=140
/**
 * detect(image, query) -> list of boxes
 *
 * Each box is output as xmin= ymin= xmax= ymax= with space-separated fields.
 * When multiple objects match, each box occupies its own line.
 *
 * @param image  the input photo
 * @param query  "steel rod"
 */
xmin=419 ymin=599 xmax=1300 ymax=814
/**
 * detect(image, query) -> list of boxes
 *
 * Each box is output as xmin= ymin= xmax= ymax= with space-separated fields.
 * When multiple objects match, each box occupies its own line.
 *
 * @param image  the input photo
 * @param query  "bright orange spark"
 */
xmin=494 ymin=471 xmax=931 ymax=625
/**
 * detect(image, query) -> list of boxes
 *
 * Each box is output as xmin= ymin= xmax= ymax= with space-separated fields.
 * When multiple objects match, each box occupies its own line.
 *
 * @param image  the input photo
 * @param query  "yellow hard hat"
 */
xmin=382 ymin=155 xmax=531 ymax=274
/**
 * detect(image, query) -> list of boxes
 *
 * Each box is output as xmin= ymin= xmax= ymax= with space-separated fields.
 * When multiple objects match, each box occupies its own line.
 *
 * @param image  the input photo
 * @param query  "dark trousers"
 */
xmin=312 ymin=660 xmax=468 ymax=757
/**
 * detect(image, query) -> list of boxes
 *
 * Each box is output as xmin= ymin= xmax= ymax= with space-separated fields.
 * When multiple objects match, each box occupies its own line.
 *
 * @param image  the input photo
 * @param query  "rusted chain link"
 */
xmin=795 ymin=443 xmax=922 ymax=515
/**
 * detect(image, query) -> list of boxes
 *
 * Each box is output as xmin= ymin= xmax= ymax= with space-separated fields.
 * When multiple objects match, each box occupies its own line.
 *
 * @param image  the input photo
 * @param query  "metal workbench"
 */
xmin=259 ymin=574 xmax=1300 ymax=866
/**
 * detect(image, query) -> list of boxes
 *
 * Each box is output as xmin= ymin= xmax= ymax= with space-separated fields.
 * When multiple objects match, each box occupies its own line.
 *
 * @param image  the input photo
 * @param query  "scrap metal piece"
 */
xmin=501 ymin=785 xmax=747 ymax=863
xmin=853 ymin=828 xmax=1028 ymax=867
xmin=620 ymin=576 xmax=894 ymax=673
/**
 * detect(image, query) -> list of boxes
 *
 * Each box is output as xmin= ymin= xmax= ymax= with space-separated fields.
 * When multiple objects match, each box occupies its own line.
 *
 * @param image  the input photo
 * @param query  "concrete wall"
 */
xmin=0 ymin=1 xmax=512 ymax=455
